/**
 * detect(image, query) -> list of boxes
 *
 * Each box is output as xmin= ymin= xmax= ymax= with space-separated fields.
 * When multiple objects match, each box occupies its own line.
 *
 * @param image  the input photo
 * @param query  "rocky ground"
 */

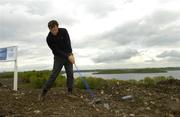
xmin=0 ymin=79 xmax=180 ymax=117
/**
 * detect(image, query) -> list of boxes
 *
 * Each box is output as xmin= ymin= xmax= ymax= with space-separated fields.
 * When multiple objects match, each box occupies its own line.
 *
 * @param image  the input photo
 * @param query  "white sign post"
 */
xmin=0 ymin=46 xmax=18 ymax=91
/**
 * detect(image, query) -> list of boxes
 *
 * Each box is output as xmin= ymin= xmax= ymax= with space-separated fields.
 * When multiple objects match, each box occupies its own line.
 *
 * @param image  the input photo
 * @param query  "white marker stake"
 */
xmin=13 ymin=47 xmax=18 ymax=91
xmin=13 ymin=59 xmax=18 ymax=91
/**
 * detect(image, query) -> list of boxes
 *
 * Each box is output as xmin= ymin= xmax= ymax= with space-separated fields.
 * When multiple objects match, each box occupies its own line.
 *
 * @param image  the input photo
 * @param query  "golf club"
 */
xmin=74 ymin=63 xmax=102 ymax=104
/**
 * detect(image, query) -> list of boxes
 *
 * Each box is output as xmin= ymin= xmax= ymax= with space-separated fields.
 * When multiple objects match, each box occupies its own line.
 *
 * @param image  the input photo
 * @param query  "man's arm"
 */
xmin=64 ymin=29 xmax=75 ymax=64
xmin=64 ymin=29 xmax=72 ymax=54
xmin=46 ymin=38 xmax=68 ymax=58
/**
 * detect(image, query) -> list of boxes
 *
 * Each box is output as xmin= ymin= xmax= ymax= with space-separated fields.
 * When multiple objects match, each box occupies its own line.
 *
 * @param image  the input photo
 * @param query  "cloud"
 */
xmin=0 ymin=0 xmax=52 ymax=16
xmin=92 ymin=49 xmax=138 ymax=63
xmin=70 ymin=0 xmax=118 ymax=18
xmin=74 ymin=10 xmax=180 ymax=49
xmin=157 ymin=50 xmax=180 ymax=59
xmin=0 ymin=1 xmax=78 ymax=41
xmin=1 ymin=0 xmax=180 ymax=70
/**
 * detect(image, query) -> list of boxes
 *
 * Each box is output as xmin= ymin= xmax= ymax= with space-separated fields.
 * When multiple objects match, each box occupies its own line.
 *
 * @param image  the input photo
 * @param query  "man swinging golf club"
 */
xmin=39 ymin=20 xmax=75 ymax=101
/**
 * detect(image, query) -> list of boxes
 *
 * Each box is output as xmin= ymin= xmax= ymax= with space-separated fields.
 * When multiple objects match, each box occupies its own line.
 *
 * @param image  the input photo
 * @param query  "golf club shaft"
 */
xmin=74 ymin=64 xmax=94 ymax=97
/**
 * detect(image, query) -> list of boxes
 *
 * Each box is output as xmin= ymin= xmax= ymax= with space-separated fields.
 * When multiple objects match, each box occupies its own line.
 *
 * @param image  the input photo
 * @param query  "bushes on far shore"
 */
xmin=0 ymin=70 xmax=176 ymax=89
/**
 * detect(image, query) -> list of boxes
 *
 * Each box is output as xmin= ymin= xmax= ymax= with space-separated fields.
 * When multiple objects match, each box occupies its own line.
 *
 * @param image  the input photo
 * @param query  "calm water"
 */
xmin=64 ymin=70 xmax=180 ymax=80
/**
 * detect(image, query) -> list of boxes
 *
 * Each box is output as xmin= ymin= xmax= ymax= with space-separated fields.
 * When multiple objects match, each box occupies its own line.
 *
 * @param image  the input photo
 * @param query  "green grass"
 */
xmin=0 ymin=69 xmax=176 ymax=89
xmin=0 ymin=72 xmax=13 ymax=78
xmin=94 ymin=68 xmax=167 ymax=74
xmin=75 ymin=77 xmax=108 ymax=89
xmin=138 ymin=76 xmax=174 ymax=86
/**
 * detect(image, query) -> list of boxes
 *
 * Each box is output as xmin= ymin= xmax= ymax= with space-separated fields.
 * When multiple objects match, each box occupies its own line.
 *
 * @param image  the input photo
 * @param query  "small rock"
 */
xmin=144 ymin=102 xmax=148 ymax=105
xmin=150 ymin=101 xmax=155 ymax=105
xmin=171 ymin=97 xmax=180 ymax=102
xmin=34 ymin=110 xmax=41 ymax=114
xmin=27 ymin=107 xmax=32 ymax=111
xmin=115 ymin=110 xmax=120 ymax=114
xmin=101 ymin=90 xmax=104 ymax=94
xmin=175 ymin=98 xmax=180 ymax=102
xmin=108 ymin=94 xmax=113 ymax=97
xmin=146 ymin=107 xmax=151 ymax=110
xmin=169 ymin=114 xmax=175 ymax=117
xmin=137 ymin=107 xmax=145 ymax=111
xmin=95 ymin=108 xmax=100 ymax=112
xmin=104 ymin=103 xmax=110 ymax=110
xmin=80 ymin=95 xmax=83 ymax=99
xmin=121 ymin=95 xmax=133 ymax=100
xmin=126 ymin=88 xmax=130 ymax=91
xmin=129 ymin=114 xmax=135 ymax=117
xmin=117 ymin=81 xmax=120 ymax=85
xmin=53 ymin=112 xmax=59 ymax=115
xmin=13 ymin=93 xmax=19 ymax=96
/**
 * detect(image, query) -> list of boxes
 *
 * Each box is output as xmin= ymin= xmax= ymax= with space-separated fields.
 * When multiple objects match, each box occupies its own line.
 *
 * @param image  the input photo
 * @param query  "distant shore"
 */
xmin=1 ymin=67 xmax=180 ymax=78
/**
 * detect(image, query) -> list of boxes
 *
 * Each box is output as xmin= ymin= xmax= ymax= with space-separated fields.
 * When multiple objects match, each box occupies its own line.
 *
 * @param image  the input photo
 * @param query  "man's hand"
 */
xmin=68 ymin=54 xmax=75 ymax=64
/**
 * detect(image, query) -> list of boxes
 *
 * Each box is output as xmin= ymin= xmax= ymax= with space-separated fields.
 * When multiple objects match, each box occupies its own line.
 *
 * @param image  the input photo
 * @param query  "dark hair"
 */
xmin=48 ymin=20 xmax=59 ymax=29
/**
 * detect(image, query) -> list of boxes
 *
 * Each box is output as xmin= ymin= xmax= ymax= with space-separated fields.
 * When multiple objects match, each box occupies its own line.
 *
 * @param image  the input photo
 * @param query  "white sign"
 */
xmin=0 ymin=46 xmax=18 ymax=91
xmin=0 ymin=46 xmax=17 ymax=61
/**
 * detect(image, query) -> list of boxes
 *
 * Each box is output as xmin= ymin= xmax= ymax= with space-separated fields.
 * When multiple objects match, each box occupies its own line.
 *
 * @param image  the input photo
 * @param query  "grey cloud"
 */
xmin=84 ymin=2 xmax=116 ymax=18
xmin=0 ymin=1 xmax=79 ymax=71
xmin=71 ymin=0 xmax=117 ymax=18
xmin=157 ymin=50 xmax=180 ymax=58
xmin=75 ymin=10 xmax=180 ymax=49
xmin=145 ymin=10 xmax=179 ymax=25
xmin=0 ymin=0 xmax=51 ymax=16
xmin=92 ymin=49 xmax=138 ymax=63
xmin=145 ymin=59 xmax=157 ymax=63
xmin=0 ymin=2 xmax=77 ymax=42
xmin=105 ymin=10 xmax=180 ymax=47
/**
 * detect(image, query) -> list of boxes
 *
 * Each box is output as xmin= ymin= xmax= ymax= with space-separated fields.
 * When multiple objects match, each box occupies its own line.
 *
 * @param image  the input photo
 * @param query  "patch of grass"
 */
xmin=30 ymin=76 xmax=47 ymax=89
xmin=0 ymin=72 xmax=13 ymax=78
xmin=94 ymin=68 xmax=167 ymax=74
xmin=74 ymin=77 xmax=107 ymax=89
xmin=54 ymin=75 xmax=66 ymax=87
xmin=1 ymin=70 xmax=176 ymax=89
xmin=132 ymin=76 xmax=175 ymax=86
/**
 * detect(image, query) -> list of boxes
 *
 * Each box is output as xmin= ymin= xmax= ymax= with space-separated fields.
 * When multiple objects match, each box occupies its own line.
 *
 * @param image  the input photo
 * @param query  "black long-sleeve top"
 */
xmin=46 ymin=28 xmax=72 ymax=59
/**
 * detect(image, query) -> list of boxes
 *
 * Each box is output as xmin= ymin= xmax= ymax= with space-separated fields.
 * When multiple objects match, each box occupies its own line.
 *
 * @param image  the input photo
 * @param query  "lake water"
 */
xmin=63 ymin=70 xmax=180 ymax=80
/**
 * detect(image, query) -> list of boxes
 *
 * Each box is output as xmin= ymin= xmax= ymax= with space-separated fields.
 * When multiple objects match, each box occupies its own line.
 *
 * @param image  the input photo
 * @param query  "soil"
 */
xmin=0 ymin=79 xmax=180 ymax=117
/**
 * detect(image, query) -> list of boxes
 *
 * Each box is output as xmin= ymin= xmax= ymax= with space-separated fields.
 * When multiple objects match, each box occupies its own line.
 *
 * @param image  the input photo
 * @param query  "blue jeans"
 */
xmin=42 ymin=55 xmax=74 ymax=93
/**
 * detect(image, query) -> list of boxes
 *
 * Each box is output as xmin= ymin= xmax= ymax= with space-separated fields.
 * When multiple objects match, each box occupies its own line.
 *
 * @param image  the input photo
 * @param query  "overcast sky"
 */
xmin=0 ymin=0 xmax=180 ymax=71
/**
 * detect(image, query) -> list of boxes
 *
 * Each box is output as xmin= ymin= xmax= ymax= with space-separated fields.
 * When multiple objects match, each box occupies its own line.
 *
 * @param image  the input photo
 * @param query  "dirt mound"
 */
xmin=0 ymin=80 xmax=180 ymax=117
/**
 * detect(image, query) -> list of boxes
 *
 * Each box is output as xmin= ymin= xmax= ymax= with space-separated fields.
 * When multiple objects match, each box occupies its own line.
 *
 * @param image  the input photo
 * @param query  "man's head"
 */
xmin=48 ymin=20 xmax=59 ymax=36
